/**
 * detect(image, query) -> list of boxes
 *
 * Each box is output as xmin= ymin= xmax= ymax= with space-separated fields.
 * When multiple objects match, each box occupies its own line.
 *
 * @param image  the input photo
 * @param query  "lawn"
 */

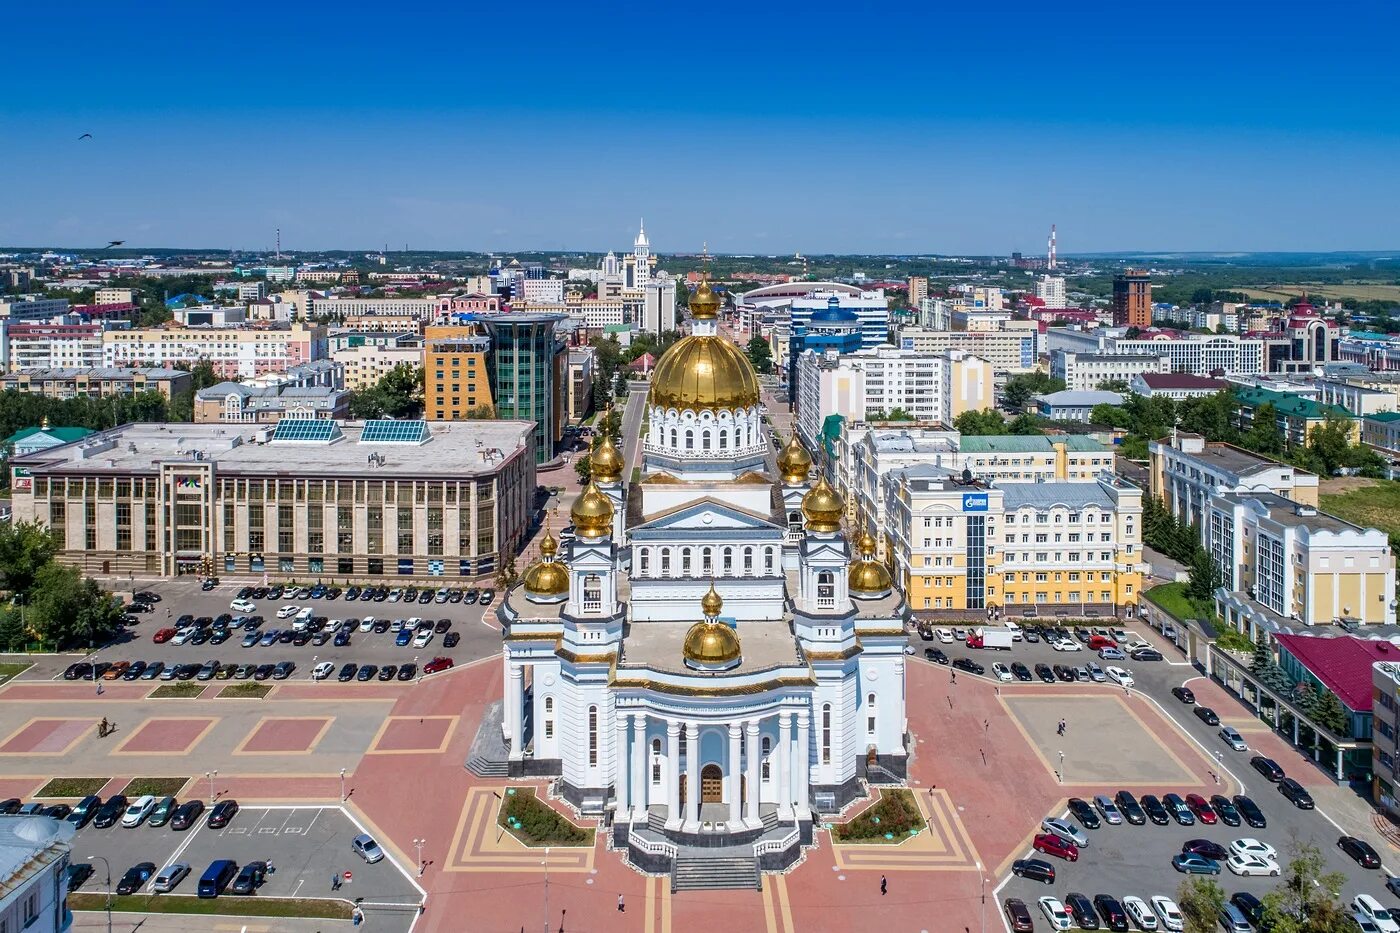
xmin=1321 ymin=479 xmax=1400 ymax=554
xmin=1144 ymin=581 xmax=1199 ymax=622
xmin=36 ymin=777 xmax=108 ymax=798
xmin=150 ymin=683 xmax=206 ymax=698
xmin=119 ymin=777 xmax=189 ymax=797
xmin=832 ymin=788 xmax=926 ymax=843
xmin=0 ymin=663 xmax=31 ymax=684
xmin=67 ymin=893 xmax=352 ymax=920
xmin=218 ymin=683 xmax=271 ymax=698
xmin=497 ymin=788 xmax=594 ymax=847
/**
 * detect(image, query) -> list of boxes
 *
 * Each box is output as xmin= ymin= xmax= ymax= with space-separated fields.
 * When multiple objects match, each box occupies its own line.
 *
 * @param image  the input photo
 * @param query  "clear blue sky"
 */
xmin=5 ymin=1 xmax=1398 ymax=255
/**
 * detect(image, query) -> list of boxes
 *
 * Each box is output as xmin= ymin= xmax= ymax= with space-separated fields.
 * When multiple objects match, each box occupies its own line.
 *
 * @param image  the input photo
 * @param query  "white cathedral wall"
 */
xmin=556 ymin=675 xmax=617 ymax=792
xmin=644 ymin=405 xmax=767 ymax=459
xmin=857 ymin=653 xmax=908 ymax=756
xmin=530 ymin=657 xmax=563 ymax=761
xmin=629 ymin=576 xmax=785 ymax=622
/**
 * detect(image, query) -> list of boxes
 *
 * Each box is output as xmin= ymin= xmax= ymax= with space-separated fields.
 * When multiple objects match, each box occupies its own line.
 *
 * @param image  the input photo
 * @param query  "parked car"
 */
xmin=1227 ymin=852 xmax=1280 ymax=876
xmin=423 ymin=657 xmax=453 ymax=675
xmin=1035 ymin=663 xmax=1056 ymax=683
xmin=1250 ymin=756 xmax=1285 ymax=781
xmin=1011 ymin=858 xmax=1055 ymax=884
xmin=92 ymin=795 xmax=129 ymax=829
xmin=197 ymin=859 xmax=237 ymax=898
xmin=272 ymin=661 xmax=296 ymax=680
xmin=207 ymin=800 xmax=239 ymax=828
xmin=1121 ymin=896 xmax=1158 ymax=932
xmin=1032 ymin=833 xmax=1079 ymax=861
xmin=1162 ymin=793 xmax=1195 ymax=826
xmin=1003 ymin=898 xmax=1034 ymax=932
xmin=397 ymin=663 xmax=417 ymax=680
xmin=1181 ymin=839 xmax=1228 ymax=861
xmin=338 ymin=663 xmax=357 ymax=682
xmin=1184 ymin=793 xmax=1217 ymax=824
xmin=1065 ymin=892 xmax=1098 ymax=929
xmin=1114 ymin=790 xmax=1147 ymax=825
xmin=1219 ymin=726 xmax=1248 ymax=751
xmin=352 ymin=833 xmax=385 ymax=863
xmin=1192 ymin=706 xmax=1219 ymax=726
xmin=1352 ymin=895 xmax=1400 ymax=933
xmin=170 ymin=800 xmax=204 ymax=830
xmin=1171 ymin=853 xmax=1221 ymax=874
xmin=67 ymin=863 xmax=95 ymax=892
xmin=1232 ymin=795 xmax=1267 ymax=829
xmin=311 ymin=661 xmax=334 ymax=681
xmin=1038 ymin=895 xmax=1074 ymax=931
xmin=116 ymin=861 xmax=157 ymax=895
xmin=1171 ymin=686 xmax=1195 ymax=704
xmin=66 ymin=795 xmax=101 ymax=829
xmin=1093 ymin=894 xmax=1129 ymax=932
xmin=231 ymin=861 xmax=267 ymax=895
xmin=121 ymin=795 xmax=157 ymax=828
xmin=147 ymin=795 xmax=177 ymax=827
xmin=1151 ymin=895 xmax=1184 ymax=932
xmin=1209 ymin=795 xmax=1241 ymax=827
xmin=1067 ymin=797 xmax=1101 ymax=829
xmin=1092 ymin=795 xmax=1123 ymax=825
xmin=952 ymin=657 xmax=984 ymax=675
xmin=1277 ymin=777 xmax=1315 ymax=809
xmin=1040 ymin=817 xmax=1089 ymax=848
xmin=1339 ymin=835 xmax=1383 ymax=869
xmin=153 ymin=862 xmax=191 ymax=893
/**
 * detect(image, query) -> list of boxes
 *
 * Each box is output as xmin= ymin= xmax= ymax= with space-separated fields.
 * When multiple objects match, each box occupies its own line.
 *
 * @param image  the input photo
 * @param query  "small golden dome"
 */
xmin=688 ymin=280 xmax=721 ymax=320
xmin=539 ymin=525 xmax=558 ymax=558
xmin=683 ymin=621 xmax=741 ymax=667
xmin=523 ymin=557 xmax=570 ymax=600
xmin=647 ymin=334 xmax=760 ymax=412
xmin=590 ymin=431 xmax=625 ymax=484
xmin=856 ymin=530 xmax=877 ymax=557
xmin=570 ymin=482 xmax=614 ymax=539
xmin=701 ymin=581 xmax=723 ymax=617
xmin=777 ymin=433 xmax=813 ymax=485
xmin=801 ymin=474 xmax=844 ymax=534
xmin=848 ymin=555 xmax=893 ymax=599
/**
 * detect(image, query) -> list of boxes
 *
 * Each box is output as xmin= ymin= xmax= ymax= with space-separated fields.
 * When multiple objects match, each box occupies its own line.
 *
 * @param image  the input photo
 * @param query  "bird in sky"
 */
xmin=78 ymin=133 xmax=92 ymax=140
xmin=103 ymin=240 xmax=124 ymax=248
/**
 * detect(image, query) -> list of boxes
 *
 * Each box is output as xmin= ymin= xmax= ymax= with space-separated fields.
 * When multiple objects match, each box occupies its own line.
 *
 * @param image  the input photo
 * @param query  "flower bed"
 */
xmin=831 ymin=788 xmax=926 ymax=843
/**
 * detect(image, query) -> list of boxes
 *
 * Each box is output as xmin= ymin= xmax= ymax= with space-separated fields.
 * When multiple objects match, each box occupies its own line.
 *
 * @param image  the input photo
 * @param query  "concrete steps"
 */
xmin=671 ymin=854 xmax=760 ymax=892
xmin=466 ymin=755 xmax=509 ymax=778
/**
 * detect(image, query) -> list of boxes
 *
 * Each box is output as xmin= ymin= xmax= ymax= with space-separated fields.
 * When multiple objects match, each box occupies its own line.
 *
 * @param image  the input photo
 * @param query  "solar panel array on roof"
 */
xmin=360 ymin=419 xmax=429 ymax=444
xmin=270 ymin=419 xmax=341 ymax=443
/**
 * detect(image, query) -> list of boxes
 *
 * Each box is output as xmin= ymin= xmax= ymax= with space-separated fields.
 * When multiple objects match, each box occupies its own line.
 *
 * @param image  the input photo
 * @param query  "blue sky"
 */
xmin=5 ymin=1 xmax=1398 ymax=255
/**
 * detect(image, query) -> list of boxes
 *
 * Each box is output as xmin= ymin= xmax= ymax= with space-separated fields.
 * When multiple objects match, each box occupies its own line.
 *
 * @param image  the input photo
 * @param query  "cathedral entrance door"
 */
xmin=700 ymin=764 xmax=724 ymax=803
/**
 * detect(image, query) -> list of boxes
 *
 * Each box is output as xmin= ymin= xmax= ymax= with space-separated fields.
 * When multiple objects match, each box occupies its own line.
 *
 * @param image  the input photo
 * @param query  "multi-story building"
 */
xmin=1371 ymin=661 xmax=1400 ymax=815
xmin=642 ymin=277 xmax=678 ymax=335
xmin=194 ymin=383 xmax=350 ymax=424
xmin=102 ymin=322 xmax=326 ymax=380
xmin=216 ymin=280 xmax=266 ymax=303
xmin=6 ymin=322 xmax=105 ymax=371
xmin=1149 ymin=432 xmax=1319 ymax=536
xmin=520 ymin=278 xmax=565 ymax=303
xmin=0 ymin=367 xmax=190 ymax=400
xmin=309 ymin=296 xmax=447 ymax=321
xmin=908 ymin=276 xmax=928 ymax=308
xmin=789 ymin=291 xmax=889 ymax=348
xmin=341 ymin=315 xmax=423 ymax=335
xmin=1035 ymin=275 xmax=1067 ymax=308
xmin=1209 ymin=492 xmax=1395 ymax=629
xmin=1034 ymin=390 xmax=1124 ymax=422
xmin=512 ymin=294 xmax=626 ymax=329
xmin=1111 ymin=269 xmax=1151 ymax=328
xmin=9 ymin=419 xmax=536 ymax=581
xmin=479 ymin=314 xmax=568 ymax=464
xmin=1130 ymin=372 xmax=1231 ymax=399
xmin=331 ymin=337 xmax=423 ymax=391
xmin=1052 ymin=351 xmax=1171 ymax=391
xmin=95 ymin=287 xmax=134 ymax=306
xmin=1233 ymin=387 xmax=1358 ymax=447
xmin=1362 ymin=412 xmax=1400 ymax=460
xmin=0 ymin=815 xmax=75 ymax=933
xmin=1048 ymin=327 xmax=1266 ymax=376
xmin=883 ymin=469 xmax=1143 ymax=616
xmin=424 ymin=325 xmax=494 ymax=421
xmin=566 ymin=348 xmax=594 ymax=421
xmin=0 ymin=297 xmax=69 ymax=322
xmin=1313 ymin=378 xmax=1396 ymax=417
xmin=896 ymin=328 xmax=1038 ymax=374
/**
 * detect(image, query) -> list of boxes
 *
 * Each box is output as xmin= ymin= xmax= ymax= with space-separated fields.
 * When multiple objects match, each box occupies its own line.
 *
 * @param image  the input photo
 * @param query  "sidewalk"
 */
xmin=72 ymin=911 xmax=353 ymax=931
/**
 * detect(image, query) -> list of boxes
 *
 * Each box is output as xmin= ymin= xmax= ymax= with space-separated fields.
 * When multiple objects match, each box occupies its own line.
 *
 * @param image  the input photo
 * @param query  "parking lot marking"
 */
xmin=109 ymin=717 xmax=221 ymax=757
xmin=231 ymin=716 xmax=335 ymax=756
xmin=363 ymin=715 xmax=458 ymax=755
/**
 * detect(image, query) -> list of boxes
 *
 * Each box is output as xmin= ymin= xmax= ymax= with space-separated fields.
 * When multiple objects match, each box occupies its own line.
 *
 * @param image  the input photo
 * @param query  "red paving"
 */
xmin=0 ymin=683 xmax=150 ymax=701
xmin=0 ymin=778 xmax=43 ymax=798
xmin=239 ymin=717 xmax=330 ymax=753
xmin=369 ymin=717 xmax=453 ymax=753
xmin=272 ymin=684 xmax=405 ymax=701
xmin=0 ymin=718 xmax=93 ymax=754
xmin=115 ymin=718 xmax=213 ymax=754
xmin=215 ymin=775 xmax=342 ymax=800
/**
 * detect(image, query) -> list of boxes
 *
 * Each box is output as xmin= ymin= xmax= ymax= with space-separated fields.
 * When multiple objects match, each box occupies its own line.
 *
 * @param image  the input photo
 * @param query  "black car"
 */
xmin=63 ymin=662 xmax=93 ymax=680
xmin=1278 ymin=777 xmax=1314 ymax=809
xmin=170 ymin=800 xmax=205 ymax=830
xmin=134 ymin=591 xmax=161 ymax=603
xmin=1230 ymin=892 xmax=1263 ymax=925
xmin=1113 ymin=791 xmax=1147 ymax=825
xmin=1093 ymin=894 xmax=1129 ymax=932
xmin=189 ymin=629 xmax=211 ymax=646
xmin=66 ymin=795 xmax=101 ymax=829
xmin=376 ymin=664 xmax=397 ymax=681
xmin=92 ymin=795 xmax=128 ymax=829
xmin=1139 ymin=794 xmax=1171 ymax=826
xmin=398 ymin=663 xmax=417 ymax=681
xmin=231 ymin=860 xmax=267 ymax=895
xmin=952 ymin=657 xmax=985 ymax=675
xmin=923 ymin=648 xmax=948 ymax=664
xmin=1171 ymin=686 xmax=1196 ymax=704
xmin=1011 ymin=858 xmax=1055 ymax=884
xmin=277 ymin=630 xmax=295 ymax=644
xmin=67 ymin=863 xmax=95 ymax=892
xmin=201 ymin=578 xmax=218 ymax=591
xmin=42 ymin=804 xmax=72 ymax=820
xmin=337 ymin=663 xmax=357 ymax=682
xmin=345 ymin=586 xmax=361 ymax=600
xmin=1209 ymin=794 xmax=1241 ymax=827
xmin=434 ymin=619 xmax=452 ymax=634
xmin=1130 ymin=648 xmax=1163 ymax=661
xmin=291 ymin=631 xmax=312 ymax=646
xmin=1034 ymin=663 xmax=1056 ymax=683
xmin=1010 ymin=662 xmax=1032 ymax=682
xmin=267 ymin=585 xmax=283 ymax=599
xmin=1193 ymin=706 xmax=1219 ymax=726
xmin=1067 ymin=797 xmax=1100 ymax=830
xmin=465 ymin=588 xmax=480 ymax=604
xmin=373 ymin=619 xmax=391 ymax=634
xmin=1251 ymin=756 xmax=1285 ymax=781
xmin=479 ymin=588 xmax=495 ymax=605
xmin=357 ymin=664 xmax=378 ymax=682
xmin=121 ymin=661 xmax=148 ymax=680
xmin=1065 ymin=892 xmax=1100 ymax=930
xmin=253 ymin=663 xmax=275 ymax=681
xmin=334 ymin=630 xmax=351 ymax=647
xmin=1339 ymin=834 xmax=1382 ymax=868
xmin=116 ymin=862 xmax=156 ymax=895
xmin=207 ymin=800 xmax=239 ymax=828
xmin=272 ymin=661 xmax=295 ymax=680
xmin=417 ymin=590 xmax=432 ymax=604
xmin=443 ymin=632 xmax=460 ymax=648
xmin=448 ymin=589 xmax=464 ymax=603
xmin=237 ymin=587 xmax=253 ymax=600
xmin=1233 ymin=794 xmax=1267 ymax=828
xmin=1182 ymin=839 xmax=1228 ymax=861
xmin=0 ymin=798 xmax=20 ymax=814
xmin=1054 ymin=664 xmax=1076 ymax=682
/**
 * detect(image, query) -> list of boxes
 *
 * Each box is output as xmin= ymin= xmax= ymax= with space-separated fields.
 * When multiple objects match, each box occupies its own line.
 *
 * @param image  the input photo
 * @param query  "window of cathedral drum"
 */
xmin=702 ymin=429 xmax=711 ymax=451
xmin=685 ymin=429 xmax=694 ymax=450
xmin=867 ymin=693 xmax=876 ymax=733
xmin=764 ymin=547 xmax=774 ymax=575
xmin=652 ymin=739 xmax=662 ymax=784
xmin=583 ymin=575 xmax=602 ymax=612
xmin=719 ymin=428 xmax=728 ymax=449
xmin=587 ymin=706 xmax=598 ymax=766
xmin=670 ymin=427 xmax=677 ymax=448
xmin=761 ymin=736 xmax=771 ymax=780
xmin=722 ymin=546 xmax=733 ymax=574
xmin=821 ymin=705 xmax=832 ymax=764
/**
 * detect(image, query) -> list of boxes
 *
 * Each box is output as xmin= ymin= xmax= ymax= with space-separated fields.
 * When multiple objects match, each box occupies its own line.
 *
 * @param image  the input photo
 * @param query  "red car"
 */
xmin=422 ymin=657 xmax=454 ymax=675
xmin=152 ymin=627 xmax=177 ymax=644
xmin=1032 ymin=833 xmax=1079 ymax=862
xmin=1185 ymin=793 xmax=1218 ymax=824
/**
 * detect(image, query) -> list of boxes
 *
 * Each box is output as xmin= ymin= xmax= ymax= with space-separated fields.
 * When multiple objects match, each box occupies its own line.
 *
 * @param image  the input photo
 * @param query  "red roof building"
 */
xmin=1275 ymin=633 xmax=1394 ymax=713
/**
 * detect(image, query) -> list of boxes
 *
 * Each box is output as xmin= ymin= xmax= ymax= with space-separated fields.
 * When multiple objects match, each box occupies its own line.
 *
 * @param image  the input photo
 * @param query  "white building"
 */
xmin=1035 ymin=276 xmax=1067 ymax=309
xmin=309 ymin=296 xmax=447 ymax=321
xmin=0 ymin=298 xmax=69 ymax=322
xmin=789 ymin=291 xmax=889 ymax=348
xmin=520 ymin=278 xmax=565 ymax=303
xmin=0 ymin=815 xmax=76 ymax=933
xmin=1034 ymin=389 xmax=1124 ymax=422
xmin=1047 ymin=327 xmax=1265 ymax=376
xmin=1051 ymin=351 xmax=1171 ymax=391
xmin=491 ymin=280 xmax=908 ymax=886
xmin=642 ymin=277 xmax=678 ymax=335
xmin=94 ymin=287 xmax=134 ymax=306
xmin=896 ymin=328 xmax=1038 ymax=373
xmin=1129 ymin=373 xmax=1231 ymax=399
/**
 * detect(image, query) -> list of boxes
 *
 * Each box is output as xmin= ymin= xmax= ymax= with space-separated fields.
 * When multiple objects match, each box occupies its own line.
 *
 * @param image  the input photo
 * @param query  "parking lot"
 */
xmin=69 ymin=804 xmax=422 ymax=908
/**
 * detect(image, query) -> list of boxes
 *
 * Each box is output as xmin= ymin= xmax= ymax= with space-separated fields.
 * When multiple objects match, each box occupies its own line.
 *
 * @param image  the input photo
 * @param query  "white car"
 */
xmin=171 ymin=629 xmax=193 ymax=646
xmin=1052 ymin=639 xmax=1082 ymax=652
xmin=902 ymin=645 xmax=915 ymax=656
xmin=1352 ymin=895 xmax=1400 ymax=933
xmin=1105 ymin=666 xmax=1134 ymax=687
xmin=413 ymin=630 xmax=433 ymax=649
xmin=991 ymin=663 xmax=1013 ymax=682
xmin=1122 ymin=896 xmax=1158 ymax=931
xmin=121 ymin=794 xmax=156 ymax=827
xmin=276 ymin=604 xmax=300 ymax=619
xmin=1150 ymin=895 xmax=1184 ymax=932
xmin=1227 ymin=852 xmax=1280 ymax=876
xmin=1038 ymin=896 xmax=1073 ymax=930
xmin=1124 ymin=640 xmax=1153 ymax=654
xmin=229 ymin=598 xmax=256 ymax=613
xmin=358 ymin=617 xmax=376 ymax=633
xmin=1040 ymin=817 xmax=1089 ymax=848
xmin=936 ymin=628 xmax=954 ymax=643
xmin=311 ymin=661 xmax=335 ymax=681
xmin=390 ymin=619 xmax=406 ymax=633
xmin=387 ymin=588 xmax=403 ymax=602
xmin=1229 ymin=838 xmax=1278 ymax=863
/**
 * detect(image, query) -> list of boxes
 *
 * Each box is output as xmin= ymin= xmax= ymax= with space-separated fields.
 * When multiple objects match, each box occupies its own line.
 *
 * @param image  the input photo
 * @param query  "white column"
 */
xmin=666 ymin=720 xmax=681 ymax=829
xmin=631 ymin=713 xmax=647 ymax=821
xmin=684 ymin=722 xmax=699 ymax=828
xmin=777 ymin=711 xmax=793 ymax=820
xmin=727 ymin=724 xmax=742 ymax=827
xmin=505 ymin=662 xmax=524 ymax=760
xmin=744 ymin=718 xmax=761 ymax=828
xmin=794 ymin=708 xmax=811 ymax=818
xmin=614 ymin=714 xmax=630 ymax=817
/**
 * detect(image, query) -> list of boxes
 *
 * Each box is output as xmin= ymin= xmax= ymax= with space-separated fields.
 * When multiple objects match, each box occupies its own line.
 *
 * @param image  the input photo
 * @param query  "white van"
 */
xmin=292 ymin=607 xmax=314 ymax=631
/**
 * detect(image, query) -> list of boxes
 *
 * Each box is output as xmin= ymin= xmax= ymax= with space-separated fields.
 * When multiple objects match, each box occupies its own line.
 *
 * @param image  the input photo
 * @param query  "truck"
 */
xmin=966 ymin=627 xmax=1013 ymax=650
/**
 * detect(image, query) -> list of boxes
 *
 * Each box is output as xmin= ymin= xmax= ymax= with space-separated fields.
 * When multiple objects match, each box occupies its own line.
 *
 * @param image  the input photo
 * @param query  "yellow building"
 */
xmin=884 ymin=469 xmax=1143 ymax=617
xmin=424 ymin=325 xmax=494 ymax=420
xmin=332 ymin=343 xmax=425 ymax=391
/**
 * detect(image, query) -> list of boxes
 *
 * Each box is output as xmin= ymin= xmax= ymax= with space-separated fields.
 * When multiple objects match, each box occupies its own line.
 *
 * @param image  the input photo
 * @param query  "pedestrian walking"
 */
xmin=880 ymin=875 xmax=887 ymax=896
xmin=983 ymin=719 xmax=989 ymax=732
xmin=98 ymin=717 xmax=109 ymax=738
xmin=617 ymin=893 xmax=625 ymax=912
xmin=951 ymin=671 xmax=957 ymax=684
xmin=332 ymin=871 xmax=341 ymax=891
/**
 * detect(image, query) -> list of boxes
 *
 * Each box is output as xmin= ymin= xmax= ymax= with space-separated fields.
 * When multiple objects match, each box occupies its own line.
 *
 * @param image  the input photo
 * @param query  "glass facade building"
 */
xmin=481 ymin=314 xmax=567 ymax=465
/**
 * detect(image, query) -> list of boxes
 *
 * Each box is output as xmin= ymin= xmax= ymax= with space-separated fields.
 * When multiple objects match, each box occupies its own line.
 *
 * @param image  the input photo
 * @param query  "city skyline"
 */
xmin=5 ymin=1 xmax=1398 ymax=254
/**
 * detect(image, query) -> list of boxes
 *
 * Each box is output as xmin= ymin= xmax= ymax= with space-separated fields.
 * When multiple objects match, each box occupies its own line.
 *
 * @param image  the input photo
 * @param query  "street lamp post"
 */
xmin=976 ymin=859 xmax=986 ymax=933
xmin=1058 ymin=750 xmax=1064 ymax=784
xmin=414 ymin=838 xmax=425 ymax=877
xmin=206 ymin=769 xmax=217 ymax=804
xmin=340 ymin=768 xmax=347 ymax=802
xmin=542 ymin=845 xmax=550 ymax=933
xmin=87 ymin=855 xmax=112 ymax=933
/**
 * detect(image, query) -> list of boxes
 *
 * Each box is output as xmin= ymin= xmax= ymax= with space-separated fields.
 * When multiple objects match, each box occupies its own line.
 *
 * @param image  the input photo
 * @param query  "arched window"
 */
xmin=670 ymin=427 xmax=677 ymax=448
xmin=718 ymin=429 xmax=728 ymax=449
xmin=651 ymin=738 xmax=662 ymax=784
xmin=764 ymin=547 xmax=775 ymax=575
xmin=685 ymin=429 xmax=694 ymax=450
xmin=743 ymin=546 xmax=754 ymax=575
xmin=544 ymin=696 xmax=554 ymax=713
xmin=867 ymin=693 xmax=877 ymax=734
xmin=702 ymin=429 xmax=711 ymax=451
xmin=867 ymin=692 xmax=876 ymax=707
xmin=588 ymin=706 xmax=598 ymax=766
xmin=701 ymin=547 xmax=713 ymax=576
xmin=821 ymin=704 xmax=832 ymax=764
xmin=639 ymin=549 xmax=649 ymax=575
xmin=722 ymin=547 xmax=734 ymax=574
xmin=681 ymin=548 xmax=692 ymax=576
xmin=660 ymin=548 xmax=671 ymax=575
xmin=761 ymin=736 xmax=772 ymax=780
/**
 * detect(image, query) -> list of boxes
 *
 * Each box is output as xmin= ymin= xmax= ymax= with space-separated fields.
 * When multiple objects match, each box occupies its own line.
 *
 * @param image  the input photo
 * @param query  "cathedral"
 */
xmin=492 ymin=278 xmax=909 ymax=880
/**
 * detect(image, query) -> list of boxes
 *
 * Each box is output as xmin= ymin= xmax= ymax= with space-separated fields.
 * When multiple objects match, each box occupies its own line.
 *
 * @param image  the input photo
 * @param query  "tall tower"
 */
xmin=626 ymin=220 xmax=652 ymax=289
xmin=1112 ymin=269 xmax=1152 ymax=328
xmin=1047 ymin=224 xmax=1057 ymax=271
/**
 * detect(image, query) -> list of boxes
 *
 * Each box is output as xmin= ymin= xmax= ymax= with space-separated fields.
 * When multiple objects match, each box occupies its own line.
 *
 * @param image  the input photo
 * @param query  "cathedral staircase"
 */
xmin=466 ymin=755 xmax=510 ymax=778
xmin=671 ymin=853 xmax=760 ymax=892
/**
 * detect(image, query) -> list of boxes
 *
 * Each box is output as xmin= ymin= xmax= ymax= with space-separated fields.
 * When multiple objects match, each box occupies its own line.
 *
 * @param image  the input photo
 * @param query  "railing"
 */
xmin=629 ymin=827 xmax=677 ymax=859
xmin=753 ymin=826 xmax=800 ymax=856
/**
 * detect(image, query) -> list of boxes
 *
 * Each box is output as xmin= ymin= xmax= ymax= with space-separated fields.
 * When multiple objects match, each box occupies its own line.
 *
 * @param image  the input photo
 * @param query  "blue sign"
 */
xmin=962 ymin=493 xmax=988 ymax=512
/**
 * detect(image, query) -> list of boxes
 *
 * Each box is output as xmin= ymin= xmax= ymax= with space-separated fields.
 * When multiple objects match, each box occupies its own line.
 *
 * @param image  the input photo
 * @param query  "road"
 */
xmin=622 ymin=383 xmax=648 ymax=477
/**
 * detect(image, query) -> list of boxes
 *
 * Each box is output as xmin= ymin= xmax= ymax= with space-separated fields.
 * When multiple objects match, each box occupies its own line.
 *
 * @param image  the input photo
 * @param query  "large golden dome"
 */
xmin=801 ymin=474 xmax=844 ymax=533
xmin=570 ymin=482 xmax=614 ymax=539
xmin=777 ymin=433 xmax=813 ymax=485
xmin=848 ymin=530 xmax=892 ymax=598
xmin=522 ymin=525 xmax=569 ymax=601
xmin=683 ymin=622 xmax=741 ymax=667
xmin=590 ymin=431 xmax=624 ymax=484
xmin=648 ymin=334 xmax=760 ymax=412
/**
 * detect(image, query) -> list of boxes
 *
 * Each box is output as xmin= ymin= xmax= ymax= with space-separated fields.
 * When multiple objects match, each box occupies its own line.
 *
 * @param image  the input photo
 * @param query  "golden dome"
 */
xmin=856 ymin=530 xmax=877 ymax=557
xmin=688 ymin=280 xmax=721 ymax=320
xmin=570 ymin=482 xmax=614 ymax=539
xmin=648 ymin=334 xmax=760 ymax=412
xmin=801 ymin=474 xmax=844 ymax=534
xmin=539 ymin=525 xmax=559 ymax=558
xmin=701 ymin=581 xmax=723 ymax=617
xmin=777 ymin=433 xmax=813 ymax=485
xmin=590 ymin=431 xmax=625 ymax=485
xmin=848 ymin=532 xmax=892 ymax=597
xmin=683 ymin=621 xmax=741 ymax=666
xmin=523 ymin=557 xmax=570 ymax=599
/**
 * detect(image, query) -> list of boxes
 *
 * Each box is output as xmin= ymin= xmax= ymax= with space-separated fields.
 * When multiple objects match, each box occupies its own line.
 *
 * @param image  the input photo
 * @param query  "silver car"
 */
xmin=1040 ymin=816 xmax=1089 ymax=848
xmin=152 ymin=862 xmax=190 ymax=893
xmin=1092 ymin=794 xmax=1123 ymax=825
xmin=1219 ymin=726 xmax=1248 ymax=751
xmin=352 ymin=832 xmax=385 ymax=863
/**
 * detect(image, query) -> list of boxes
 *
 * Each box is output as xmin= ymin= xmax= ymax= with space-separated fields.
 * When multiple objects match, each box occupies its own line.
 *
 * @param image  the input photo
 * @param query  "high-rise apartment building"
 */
xmin=1035 ymin=275 xmax=1067 ymax=309
xmin=907 ymin=276 xmax=928 ymax=308
xmin=424 ymin=325 xmax=494 ymax=421
xmin=1112 ymin=269 xmax=1152 ymax=328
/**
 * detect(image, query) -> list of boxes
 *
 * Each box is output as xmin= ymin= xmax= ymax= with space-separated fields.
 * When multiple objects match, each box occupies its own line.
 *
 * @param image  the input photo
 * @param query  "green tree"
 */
xmin=1243 ymin=402 xmax=1285 ymax=456
xmin=27 ymin=563 xmax=122 ymax=650
xmin=885 ymin=407 xmax=915 ymax=422
xmin=597 ymin=408 xmax=622 ymax=443
xmin=1258 ymin=841 xmax=1348 ymax=933
xmin=1186 ymin=549 xmax=1220 ymax=609
xmin=0 ymin=608 xmax=27 ymax=652
xmin=0 ymin=521 xmax=57 ymax=597
xmin=1177 ymin=391 xmax=1238 ymax=442
xmin=495 ymin=546 xmax=519 ymax=591
xmin=347 ymin=364 xmax=424 ymax=419
xmin=954 ymin=409 xmax=1008 ymax=435
xmin=1304 ymin=413 xmax=1355 ymax=474
xmin=1176 ymin=876 xmax=1225 ymax=933
xmin=1311 ymin=690 xmax=1349 ymax=738
xmin=1007 ymin=413 xmax=1045 ymax=435
xmin=1001 ymin=372 xmax=1065 ymax=410
xmin=1250 ymin=638 xmax=1272 ymax=675
xmin=745 ymin=337 xmax=773 ymax=374
xmin=575 ymin=453 xmax=592 ymax=484
xmin=1096 ymin=379 xmax=1130 ymax=392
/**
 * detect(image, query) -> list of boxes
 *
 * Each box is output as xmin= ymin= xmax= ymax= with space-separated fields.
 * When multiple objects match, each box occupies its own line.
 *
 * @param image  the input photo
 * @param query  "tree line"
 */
xmin=0 ymin=522 xmax=124 ymax=651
